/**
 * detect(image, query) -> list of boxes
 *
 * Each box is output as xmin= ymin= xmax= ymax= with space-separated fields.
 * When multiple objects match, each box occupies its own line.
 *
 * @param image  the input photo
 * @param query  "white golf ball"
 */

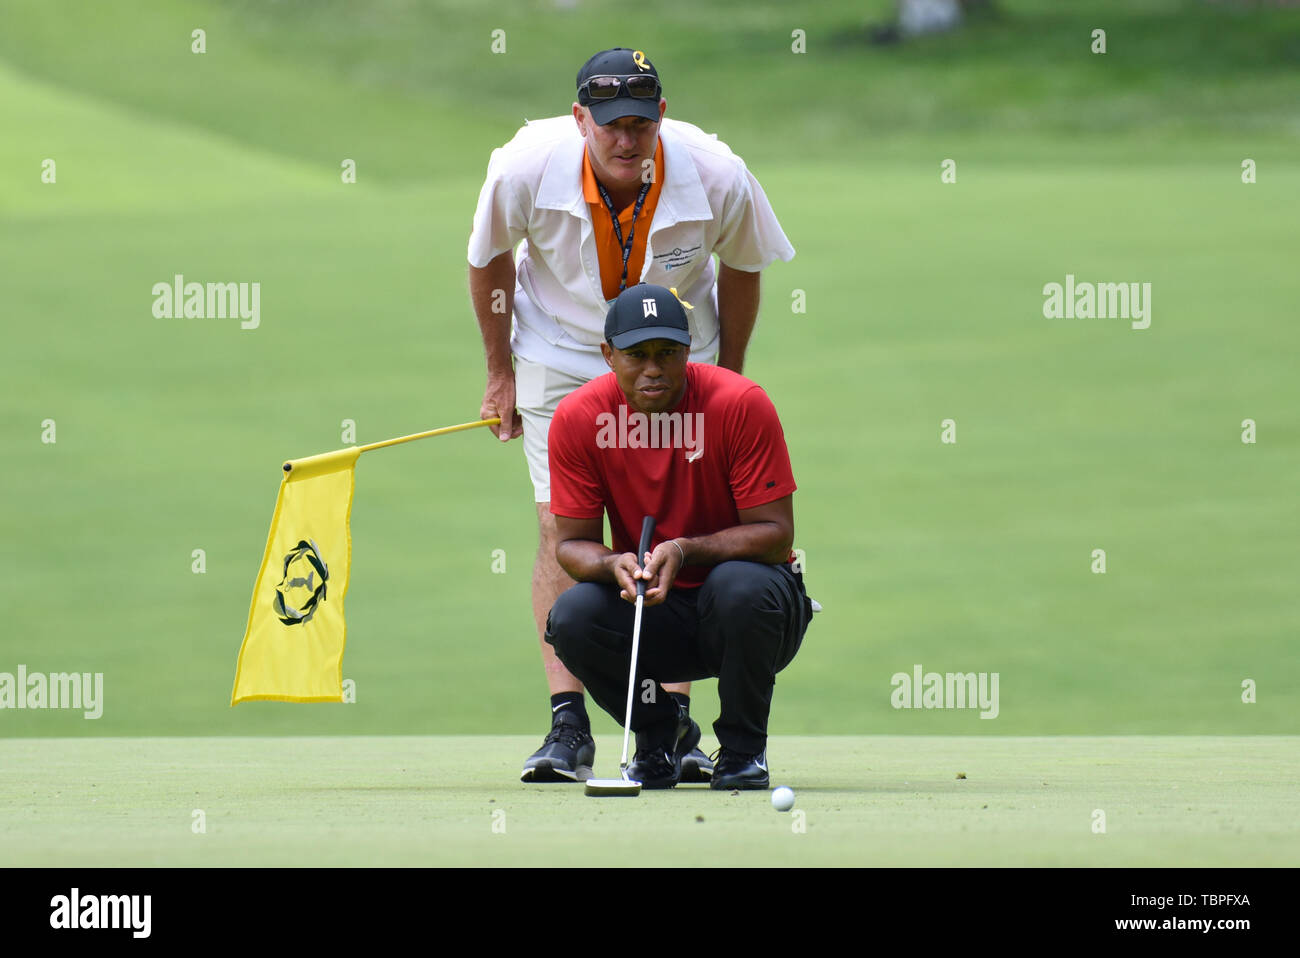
xmin=771 ymin=786 xmax=795 ymax=812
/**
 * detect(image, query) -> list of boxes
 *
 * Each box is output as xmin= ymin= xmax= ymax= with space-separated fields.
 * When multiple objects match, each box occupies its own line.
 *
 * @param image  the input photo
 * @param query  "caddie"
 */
xmin=467 ymin=46 xmax=795 ymax=784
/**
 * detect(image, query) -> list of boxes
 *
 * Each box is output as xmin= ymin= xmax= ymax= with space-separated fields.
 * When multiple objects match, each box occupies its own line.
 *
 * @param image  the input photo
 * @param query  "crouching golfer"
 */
xmin=544 ymin=284 xmax=812 ymax=789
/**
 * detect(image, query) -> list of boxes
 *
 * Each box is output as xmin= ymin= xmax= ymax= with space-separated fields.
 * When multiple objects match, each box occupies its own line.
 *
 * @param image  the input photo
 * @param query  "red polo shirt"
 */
xmin=549 ymin=363 xmax=797 ymax=589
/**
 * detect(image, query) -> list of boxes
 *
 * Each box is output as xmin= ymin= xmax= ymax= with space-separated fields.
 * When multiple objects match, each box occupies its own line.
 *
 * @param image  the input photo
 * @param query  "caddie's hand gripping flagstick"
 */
xmin=585 ymin=515 xmax=656 ymax=798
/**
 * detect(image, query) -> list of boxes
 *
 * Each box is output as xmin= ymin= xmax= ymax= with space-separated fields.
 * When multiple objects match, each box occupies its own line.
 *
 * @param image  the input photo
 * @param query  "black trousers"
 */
xmin=545 ymin=561 xmax=811 ymax=755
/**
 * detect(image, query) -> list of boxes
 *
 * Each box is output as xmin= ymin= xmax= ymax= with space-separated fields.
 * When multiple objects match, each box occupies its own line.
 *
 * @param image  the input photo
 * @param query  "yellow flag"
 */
xmin=231 ymin=447 xmax=361 ymax=704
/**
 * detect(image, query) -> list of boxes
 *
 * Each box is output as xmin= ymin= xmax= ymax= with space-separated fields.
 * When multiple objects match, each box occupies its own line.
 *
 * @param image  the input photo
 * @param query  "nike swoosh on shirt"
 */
xmin=686 ymin=449 xmax=703 ymax=462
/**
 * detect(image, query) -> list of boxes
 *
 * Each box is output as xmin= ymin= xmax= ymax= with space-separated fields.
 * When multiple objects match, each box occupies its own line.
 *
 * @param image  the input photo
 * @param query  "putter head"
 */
xmin=584 ymin=777 xmax=642 ymax=797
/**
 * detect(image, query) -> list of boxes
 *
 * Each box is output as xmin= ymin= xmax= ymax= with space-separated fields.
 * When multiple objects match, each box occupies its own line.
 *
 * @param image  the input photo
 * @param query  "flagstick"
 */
xmin=282 ymin=418 xmax=502 ymax=474
xmin=356 ymin=418 xmax=502 ymax=454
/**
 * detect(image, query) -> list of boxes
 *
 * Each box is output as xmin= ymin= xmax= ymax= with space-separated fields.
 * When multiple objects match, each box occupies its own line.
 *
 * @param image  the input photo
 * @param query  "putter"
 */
xmin=585 ymin=515 xmax=656 ymax=798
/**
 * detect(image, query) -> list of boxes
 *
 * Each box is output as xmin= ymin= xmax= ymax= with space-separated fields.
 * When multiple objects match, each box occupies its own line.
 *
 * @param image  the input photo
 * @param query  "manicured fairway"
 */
xmin=2 ymin=736 xmax=1296 ymax=867
xmin=1 ymin=52 xmax=1297 ymax=740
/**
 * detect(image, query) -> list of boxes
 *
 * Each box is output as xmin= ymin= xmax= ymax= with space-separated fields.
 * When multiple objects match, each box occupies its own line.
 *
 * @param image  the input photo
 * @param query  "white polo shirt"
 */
xmin=467 ymin=116 xmax=795 ymax=382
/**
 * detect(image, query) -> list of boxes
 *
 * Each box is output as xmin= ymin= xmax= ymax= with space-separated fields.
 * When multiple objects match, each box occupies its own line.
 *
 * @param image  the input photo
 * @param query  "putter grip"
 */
xmin=636 ymin=515 xmax=656 ymax=599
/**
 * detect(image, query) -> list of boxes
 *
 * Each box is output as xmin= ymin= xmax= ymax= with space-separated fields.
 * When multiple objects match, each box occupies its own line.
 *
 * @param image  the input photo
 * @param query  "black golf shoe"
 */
xmin=628 ymin=712 xmax=688 ymax=789
xmin=709 ymin=747 xmax=769 ymax=790
xmin=627 ymin=743 xmax=679 ymax=789
xmin=520 ymin=710 xmax=595 ymax=783
xmin=675 ymin=719 xmax=713 ymax=784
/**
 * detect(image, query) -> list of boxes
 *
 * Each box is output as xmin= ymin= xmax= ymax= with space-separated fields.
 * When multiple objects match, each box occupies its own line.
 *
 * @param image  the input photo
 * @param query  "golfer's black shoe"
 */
xmin=709 ymin=747 xmax=770 ymax=790
xmin=628 ymin=713 xmax=684 ymax=789
xmin=627 ymin=744 xmax=679 ymax=789
xmin=675 ymin=719 xmax=713 ymax=783
xmin=520 ymin=710 xmax=595 ymax=783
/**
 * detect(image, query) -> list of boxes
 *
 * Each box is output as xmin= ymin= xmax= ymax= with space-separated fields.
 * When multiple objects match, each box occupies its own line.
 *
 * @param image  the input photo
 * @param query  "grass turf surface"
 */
xmin=1 ymin=52 xmax=1297 ymax=739
xmin=2 ymin=736 xmax=1297 ymax=867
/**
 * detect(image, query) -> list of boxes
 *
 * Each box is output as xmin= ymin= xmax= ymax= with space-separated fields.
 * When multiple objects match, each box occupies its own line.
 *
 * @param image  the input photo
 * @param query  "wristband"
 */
xmin=670 ymin=539 xmax=686 ymax=565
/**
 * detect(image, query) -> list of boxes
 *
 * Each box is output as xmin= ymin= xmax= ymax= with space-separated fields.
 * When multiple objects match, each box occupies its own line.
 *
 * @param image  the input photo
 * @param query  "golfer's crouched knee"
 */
xmin=701 ymin=561 xmax=796 ymax=620
xmin=544 ymin=582 xmax=614 ymax=663
xmin=699 ymin=560 xmax=809 ymax=667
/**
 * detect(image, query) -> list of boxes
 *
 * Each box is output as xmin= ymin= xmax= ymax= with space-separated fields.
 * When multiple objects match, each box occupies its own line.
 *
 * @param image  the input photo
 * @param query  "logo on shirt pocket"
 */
xmin=651 ymin=244 xmax=702 ymax=272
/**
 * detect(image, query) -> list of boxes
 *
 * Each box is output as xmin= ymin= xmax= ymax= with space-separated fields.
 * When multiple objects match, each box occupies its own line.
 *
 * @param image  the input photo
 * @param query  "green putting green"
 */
xmin=1 ymin=736 xmax=1297 ymax=867
xmin=1 ymin=4 xmax=1296 ymax=871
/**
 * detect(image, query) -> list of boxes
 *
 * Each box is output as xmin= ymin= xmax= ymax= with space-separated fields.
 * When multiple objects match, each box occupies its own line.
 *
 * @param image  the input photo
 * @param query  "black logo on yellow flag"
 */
xmin=273 ymin=539 xmax=330 ymax=626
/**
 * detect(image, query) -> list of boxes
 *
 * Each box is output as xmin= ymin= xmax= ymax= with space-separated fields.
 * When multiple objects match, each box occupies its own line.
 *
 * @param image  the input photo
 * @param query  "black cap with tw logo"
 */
xmin=604 ymin=284 xmax=692 ymax=350
xmin=576 ymin=47 xmax=663 ymax=125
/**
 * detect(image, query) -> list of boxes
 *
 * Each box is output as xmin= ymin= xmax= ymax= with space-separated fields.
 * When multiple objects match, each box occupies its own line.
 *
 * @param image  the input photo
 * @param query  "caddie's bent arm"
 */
xmin=715 ymin=262 xmax=761 ymax=374
xmin=469 ymin=251 xmax=522 ymax=440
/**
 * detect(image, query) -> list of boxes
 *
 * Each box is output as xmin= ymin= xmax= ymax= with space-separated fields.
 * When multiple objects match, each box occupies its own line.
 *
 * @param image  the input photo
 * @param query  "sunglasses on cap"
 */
xmin=580 ymin=74 xmax=662 ymax=101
